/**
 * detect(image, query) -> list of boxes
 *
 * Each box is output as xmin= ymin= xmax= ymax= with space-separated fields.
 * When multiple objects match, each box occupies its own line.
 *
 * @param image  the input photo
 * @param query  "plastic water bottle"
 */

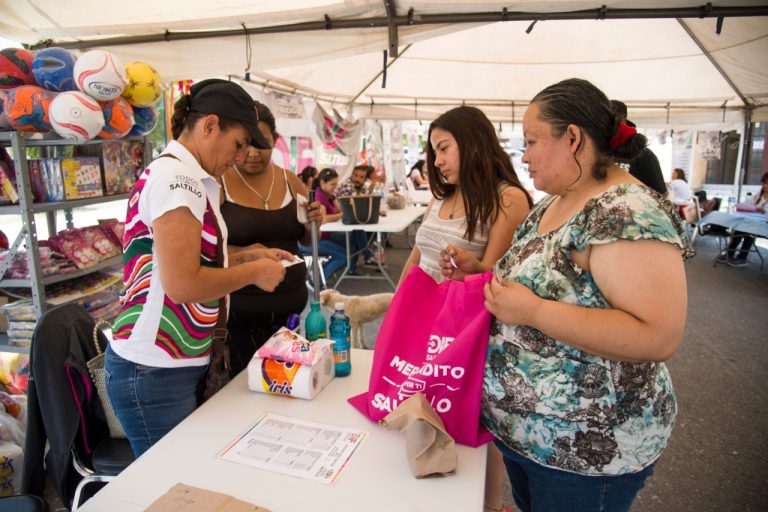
xmin=329 ymin=302 xmax=351 ymax=377
xmin=304 ymin=301 xmax=326 ymax=341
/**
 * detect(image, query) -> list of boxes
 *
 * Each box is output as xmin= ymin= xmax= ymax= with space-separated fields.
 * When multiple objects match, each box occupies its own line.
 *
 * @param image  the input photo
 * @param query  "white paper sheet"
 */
xmin=218 ymin=413 xmax=366 ymax=485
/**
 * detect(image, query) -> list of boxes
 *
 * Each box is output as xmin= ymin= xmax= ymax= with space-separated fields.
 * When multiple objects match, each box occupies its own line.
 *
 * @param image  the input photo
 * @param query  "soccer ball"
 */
xmin=122 ymin=61 xmax=162 ymax=107
xmin=74 ymin=50 xmax=126 ymax=101
xmin=49 ymin=91 xmax=105 ymax=142
xmin=0 ymin=90 xmax=10 ymax=130
xmin=127 ymin=105 xmax=158 ymax=136
xmin=32 ymin=47 xmax=77 ymax=92
xmin=3 ymin=85 xmax=55 ymax=132
xmin=0 ymin=48 xmax=36 ymax=89
xmin=98 ymin=96 xmax=134 ymax=139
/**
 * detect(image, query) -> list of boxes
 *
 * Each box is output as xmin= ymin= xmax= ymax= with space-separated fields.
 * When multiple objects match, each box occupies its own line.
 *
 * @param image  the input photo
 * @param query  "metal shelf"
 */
xmin=0 ymin=193 xmax=130 ymax=215
xmin=0 ymin=131 xmax=146 ymax=147
xmin=0 ymin=131 xmax=146 ymax=323
xmin=0 ymin=255 xmax=122 ymax=288
xmin=0 ymin=334 xmax=30 ymax=354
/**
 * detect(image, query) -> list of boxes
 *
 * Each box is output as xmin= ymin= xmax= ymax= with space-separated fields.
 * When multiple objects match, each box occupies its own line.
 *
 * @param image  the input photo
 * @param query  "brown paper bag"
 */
xmin=379 ymin=392 xmax=458 ymax=478
xmin=145 ymin=483 xmax=272 ymax=512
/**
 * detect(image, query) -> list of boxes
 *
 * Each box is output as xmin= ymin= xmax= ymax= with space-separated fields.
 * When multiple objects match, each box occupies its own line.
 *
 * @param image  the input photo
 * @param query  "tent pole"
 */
xmin=735 ymin=107 xmax=754 ymax=201
xmin=676 ymin=19 xmax=748 ymax=106
xmin=40 ymin=6 xmax=768 ymax=50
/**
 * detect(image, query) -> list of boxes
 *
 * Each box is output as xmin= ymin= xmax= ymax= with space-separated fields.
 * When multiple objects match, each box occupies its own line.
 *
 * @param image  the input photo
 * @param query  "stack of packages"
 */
xmin=46 ymin=222 xmax=122 ymax=270
xmin=0 ymin=391 xmax=27 ymax=496
xmin=0 ymin=246 xmax=75 ymax=278
xmin=2 ymin=300 xmax=35 ymax=347
xmin=247 ymin=328 xmax=336 ymax=400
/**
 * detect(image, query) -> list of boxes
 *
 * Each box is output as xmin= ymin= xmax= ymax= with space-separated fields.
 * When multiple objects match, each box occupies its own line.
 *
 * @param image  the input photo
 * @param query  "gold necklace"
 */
xmin=448 ymin=193 xmax=462 ymax=219
xmin=234 ymin=163 xmax=276 ymax=210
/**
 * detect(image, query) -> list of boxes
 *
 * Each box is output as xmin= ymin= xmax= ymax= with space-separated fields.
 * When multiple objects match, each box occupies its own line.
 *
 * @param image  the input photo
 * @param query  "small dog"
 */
xmin=319 ymin=289 xmax=394 ymax=349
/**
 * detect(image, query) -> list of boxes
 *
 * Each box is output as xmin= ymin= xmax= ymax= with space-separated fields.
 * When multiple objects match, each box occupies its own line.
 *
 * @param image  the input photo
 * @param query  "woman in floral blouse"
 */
xmin=442 ymin=79 xmax=693 ymax=511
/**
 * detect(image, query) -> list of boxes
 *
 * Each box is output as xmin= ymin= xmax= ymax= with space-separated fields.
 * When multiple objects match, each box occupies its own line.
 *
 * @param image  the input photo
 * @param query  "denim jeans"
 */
xmin=495 ymin=440 xmax=655 ymax=512
xmin=104 ymin=345 xmax=207 ymax=457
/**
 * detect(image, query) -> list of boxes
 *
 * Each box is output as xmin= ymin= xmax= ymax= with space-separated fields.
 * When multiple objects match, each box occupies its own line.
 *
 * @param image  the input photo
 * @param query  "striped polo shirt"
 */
xmin=110 ymin=140 xmax=228 ymax=368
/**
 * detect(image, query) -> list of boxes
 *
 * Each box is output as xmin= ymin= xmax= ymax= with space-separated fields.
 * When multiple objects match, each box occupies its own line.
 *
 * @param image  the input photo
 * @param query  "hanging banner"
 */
xmin=697 ymin=131 xmax=722 ymax=160
xmin=313 ymin=102 xmax=361 ymax=175
xmin=271 ymin=92 xmax=305 ymax=119
xmin=671 ymin=130 xmax=693 ymax=171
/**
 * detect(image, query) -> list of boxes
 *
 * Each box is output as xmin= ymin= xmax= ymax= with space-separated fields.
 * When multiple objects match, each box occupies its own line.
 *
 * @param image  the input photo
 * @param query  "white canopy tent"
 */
xmin=2 ymin=1 xmax=767 ymax=191
xmin=2 ymin=1 xmax=767 ymax=126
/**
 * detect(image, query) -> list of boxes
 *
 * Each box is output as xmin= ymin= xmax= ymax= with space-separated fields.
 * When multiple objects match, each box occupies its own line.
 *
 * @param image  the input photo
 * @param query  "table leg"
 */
xmin=333 ymin=232 xmax=353 ymax=289
xmin=375 ymin=232 xmax=397 ymax=290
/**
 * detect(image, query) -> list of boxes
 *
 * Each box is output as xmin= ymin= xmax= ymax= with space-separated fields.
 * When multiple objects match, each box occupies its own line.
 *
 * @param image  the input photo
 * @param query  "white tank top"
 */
xmin=415 ymin=197 xmax=489 ymax=283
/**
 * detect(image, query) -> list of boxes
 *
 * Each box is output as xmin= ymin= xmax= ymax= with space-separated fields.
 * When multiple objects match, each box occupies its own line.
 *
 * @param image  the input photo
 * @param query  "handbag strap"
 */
xmin=92 ymin=320 xmax=112 ymax=356
xmin=155 ymin=153 xmax=228 ymax=348
xmin=350 ymin=196 xmax=373 ymax=224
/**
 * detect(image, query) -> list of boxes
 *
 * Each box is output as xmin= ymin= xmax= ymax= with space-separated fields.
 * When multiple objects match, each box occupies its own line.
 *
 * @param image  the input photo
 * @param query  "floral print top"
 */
xmin=482 ymin=183 xmax=694 ymax=475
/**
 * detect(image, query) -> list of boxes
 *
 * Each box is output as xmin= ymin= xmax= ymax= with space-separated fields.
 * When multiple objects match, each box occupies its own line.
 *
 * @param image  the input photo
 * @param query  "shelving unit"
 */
xmin=0 ymin=131 xmax=146 ymax=353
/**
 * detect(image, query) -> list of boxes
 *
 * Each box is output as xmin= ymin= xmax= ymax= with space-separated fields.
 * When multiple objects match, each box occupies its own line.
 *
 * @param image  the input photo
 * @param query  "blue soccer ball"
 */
xmin=32 ymin=47 xmax=77 ymax=92
xmin=128 ymin=104 xmax=157 ymax=136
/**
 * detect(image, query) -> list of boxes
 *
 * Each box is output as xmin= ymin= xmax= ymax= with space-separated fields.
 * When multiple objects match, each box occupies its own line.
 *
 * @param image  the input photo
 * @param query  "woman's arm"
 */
xmin=153 ymin=207 xmax=286 ymax=303
xmin=484 ymin=239 xmax=687 ymax=363
xmin=442 ymin=187 xmax=530 ymax=280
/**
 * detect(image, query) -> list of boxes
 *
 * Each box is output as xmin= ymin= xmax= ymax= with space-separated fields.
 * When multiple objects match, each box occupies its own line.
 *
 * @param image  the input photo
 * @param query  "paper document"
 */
xmin=218 ymin=413 xmax=366 ymax=484
xmin=280 ymin=254 xmax=305 ymax=268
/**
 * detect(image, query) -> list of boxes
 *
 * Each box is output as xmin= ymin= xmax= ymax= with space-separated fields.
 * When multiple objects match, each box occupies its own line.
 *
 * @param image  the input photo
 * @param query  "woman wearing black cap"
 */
xmin=105 ymin=79 xmax=289 ymax=457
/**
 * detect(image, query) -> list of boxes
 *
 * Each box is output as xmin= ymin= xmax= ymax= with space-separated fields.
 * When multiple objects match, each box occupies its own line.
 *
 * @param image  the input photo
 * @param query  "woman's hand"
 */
xmin=306 ymin=201 xmax=325 ymax=225
xmin=439 ymin=244 xmax=481 ymax=281
xmin=249 ymin=259 xmax=286 ymax=292
xmin=483 ymin=276 xmax=542 ymax=326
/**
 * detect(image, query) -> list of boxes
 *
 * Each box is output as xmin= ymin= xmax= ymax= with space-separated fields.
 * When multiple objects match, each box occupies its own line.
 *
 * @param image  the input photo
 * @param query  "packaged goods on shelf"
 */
xmin=40 ymin=158 xmax=64 ymax=201
xmin=80 ymin=226 xmax=120 ymax=259
xmin=0 ymin=147 xmax=18 ymax=205
xmin=0 ymin=247 xmax=74 ymax=279
xmin=61 ymin=157 xmax=103 ymax=199
xmin=101 ymin=140 xmax=142 ymax=194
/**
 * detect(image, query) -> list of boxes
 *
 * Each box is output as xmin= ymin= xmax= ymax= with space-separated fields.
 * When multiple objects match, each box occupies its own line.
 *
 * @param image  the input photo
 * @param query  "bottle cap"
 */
xmin=286 ymin=313 xmax=300 ymax=331
xmin=334 ymin=302 xmax=345 ymax=311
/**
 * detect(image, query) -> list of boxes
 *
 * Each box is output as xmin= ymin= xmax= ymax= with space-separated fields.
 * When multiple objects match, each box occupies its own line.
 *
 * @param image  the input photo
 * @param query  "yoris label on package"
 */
xmin=260 ymin=358 xmax=301 ymax=395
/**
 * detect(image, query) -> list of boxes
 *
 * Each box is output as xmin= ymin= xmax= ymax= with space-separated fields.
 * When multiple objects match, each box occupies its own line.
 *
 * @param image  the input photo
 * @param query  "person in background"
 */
xmin=610 ymin=100 xmax=667 ymax=195
xmin=333 ymin=164 xmax=378 ymax=267
xmin=335 ymin=164 xmax=373 ymax=197
xmin=299 ymin=165 xmax=318 ymax=190
xmin=467 ymin=78 xmax=691 ymax=512
xmin=219 ymin=101 xmax=325 ymax=377
xmin=668 ymin=168 xmax=692 ymax=205
xmin=408 ymin=159 xmax=428 ymax=189
xmin=398 ymin=105 xmax=533 ymax=512
xmin=717 ymin=171 xmax=768 ymax=266
xmin=300 ymin=168 xmax=350 ymax=279
xmin=106 ymin=79 xmax=287 ymax=457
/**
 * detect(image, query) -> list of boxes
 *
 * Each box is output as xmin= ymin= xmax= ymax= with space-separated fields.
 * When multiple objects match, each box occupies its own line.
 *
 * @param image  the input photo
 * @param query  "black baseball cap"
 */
xmin=188 ymin=78 xmax=270 ymax=149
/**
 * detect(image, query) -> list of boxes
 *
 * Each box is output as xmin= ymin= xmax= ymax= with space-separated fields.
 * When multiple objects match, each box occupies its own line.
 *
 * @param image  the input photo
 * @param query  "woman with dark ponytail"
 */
xmin=106 ymin=79 xmax=290 ymax=457
xmin=470 ymin=78 xmax=693 ymax=511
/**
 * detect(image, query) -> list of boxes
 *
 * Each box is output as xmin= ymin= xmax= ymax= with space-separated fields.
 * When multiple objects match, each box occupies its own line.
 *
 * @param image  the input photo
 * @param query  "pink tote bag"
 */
xmin=349 ymin=266 xmax=494 ymax=447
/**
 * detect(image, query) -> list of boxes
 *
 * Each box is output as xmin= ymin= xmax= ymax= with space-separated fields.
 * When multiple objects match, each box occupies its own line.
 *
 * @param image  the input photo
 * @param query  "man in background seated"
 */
xmin=335 ymin=165 xmax=373 ymax=197
xmin=334 ymin=164 xmax=378 ymax=269
xmin=610 ymin=100 xmax=667 ymax=195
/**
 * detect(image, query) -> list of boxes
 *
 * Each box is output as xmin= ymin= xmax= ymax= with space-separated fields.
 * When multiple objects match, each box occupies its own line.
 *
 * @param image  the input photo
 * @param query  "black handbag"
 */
xmin=338 ymin=195 xmax=381 ymax=224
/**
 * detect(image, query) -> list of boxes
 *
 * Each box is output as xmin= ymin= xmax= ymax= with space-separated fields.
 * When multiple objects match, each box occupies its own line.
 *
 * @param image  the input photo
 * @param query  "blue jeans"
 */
xmin=495 ymin=440 xmax=654 ymax=512
xmin=104 ymin=345 xmax=207 ymax=457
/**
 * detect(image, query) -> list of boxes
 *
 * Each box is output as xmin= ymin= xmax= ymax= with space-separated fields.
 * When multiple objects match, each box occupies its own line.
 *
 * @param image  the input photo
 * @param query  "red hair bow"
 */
xmin=609 ymin=120 xmax=637 ymax=149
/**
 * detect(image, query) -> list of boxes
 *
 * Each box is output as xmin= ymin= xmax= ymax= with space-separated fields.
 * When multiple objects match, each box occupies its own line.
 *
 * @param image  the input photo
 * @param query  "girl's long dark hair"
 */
xmin=426 ymin=106 xmax=532 ymax=241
